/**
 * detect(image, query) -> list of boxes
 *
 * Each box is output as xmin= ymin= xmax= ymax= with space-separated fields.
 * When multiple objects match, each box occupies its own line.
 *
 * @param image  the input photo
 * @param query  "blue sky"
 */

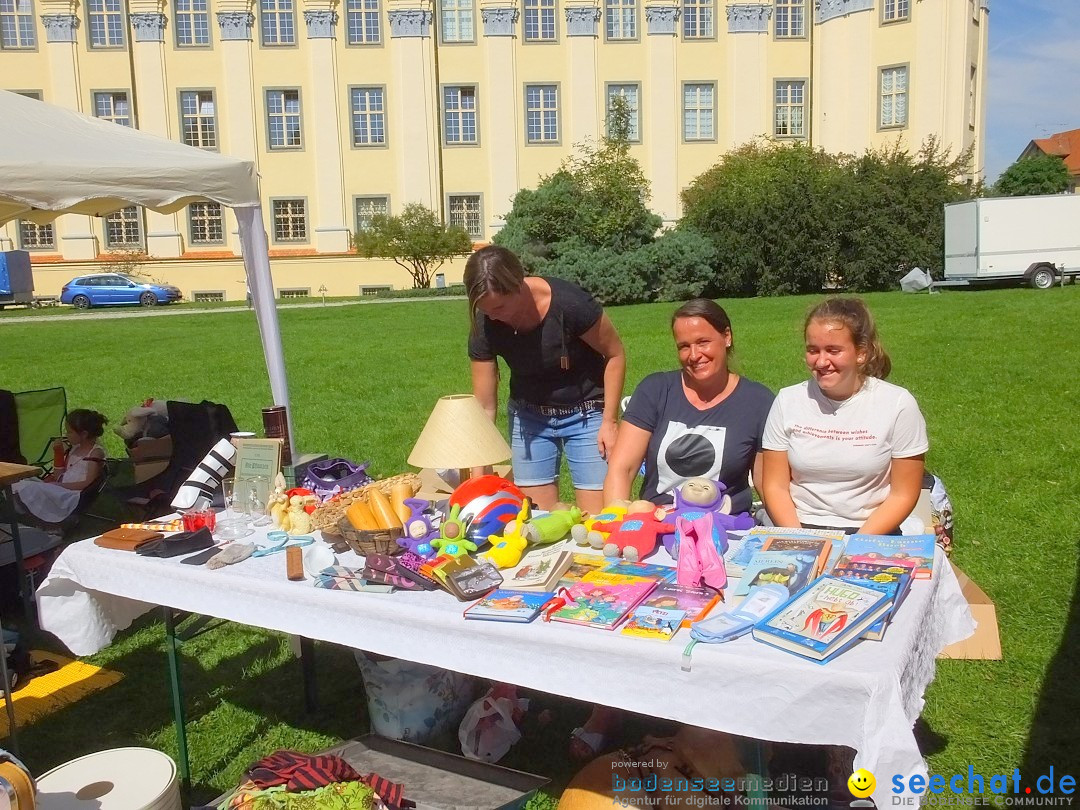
xmin=984 ymin=0 xmax=1080 ymax=182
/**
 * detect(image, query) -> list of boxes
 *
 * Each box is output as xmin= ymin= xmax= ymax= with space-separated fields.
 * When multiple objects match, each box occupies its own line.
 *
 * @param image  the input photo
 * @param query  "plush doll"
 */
xmin=483 ymin=502 xmax=531 ymax=569
xmin=397 ymin=497 xmax=440 ymax=559
xmin=664 ymin=477 xmax=754 ymax=557
xmin=114 ymin=398 xmax=169 ymax=448
xmin=591 ymin=503 xmax=677 ymax=562
xmin=570 ymin=502 xmax=630 ymax=547
xmin=431 ymin=503 xmax=477 ymax=559
xmin=285 ymin=494 xmax=313 ymax=536
xmin=508 ymin=505 xmax=583 ymax=545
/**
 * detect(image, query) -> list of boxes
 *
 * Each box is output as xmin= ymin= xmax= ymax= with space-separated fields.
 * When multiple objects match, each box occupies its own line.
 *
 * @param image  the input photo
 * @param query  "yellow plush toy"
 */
xmin=483 ymin=500 xmax=530 ymax=568
xmin=571 ymin=501 xmax=630 ymax=548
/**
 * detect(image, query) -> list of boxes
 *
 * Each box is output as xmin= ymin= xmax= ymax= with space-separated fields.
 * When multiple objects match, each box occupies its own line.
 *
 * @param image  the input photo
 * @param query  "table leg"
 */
xmin=1 ymin=485 xmax=32 ymax=619
xmin=0 ymin=603 xmax=20 ymax=757
xmin=299 ymin=636 xmax=317 ymax=713
xmin=163 ymin=608 xmax=192 ymax=797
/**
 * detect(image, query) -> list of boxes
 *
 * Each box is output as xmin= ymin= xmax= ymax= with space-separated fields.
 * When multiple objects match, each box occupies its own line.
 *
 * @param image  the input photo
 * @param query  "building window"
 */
xmin=968 ymin=65 xmax=977 ymax=129
xmin=87 ymin=0 xmax=124 ymax=46
xmin=180 ymin=91 xmax=216 ymax=148
xmin=682 ymin=0 xmax=712 ymax=38
xmin=266 ymin=89 xmax=302 ymax=149
xmin=15 ymin=90 xmax=40 ymax=99
xmin=0 ymin=0 xmax=36 ymax=49
xmin=175 ymin=0 xmax=210 ymax=45
xmin=94 ymin=92 xmax=132 ymax=126
xmin=881 ymin=0 xmax=908 ymax=22
xmin=105 ymin=206 xmax=143 ymax=248
xmin=260 ymin=0 xmax=295 ymax=45
xmin=443 ymin=86 xmax=477 ymax=145
xmin=683 ymin=83 xmax=714 ymax=141
xmin=606 ymin=84 xmax=640 ymax=142
xmin=774 ymin=80 xmax=805 ymax=138
xmin=346 ymin=0 xmax=380 ymax=43
xmin=279 ymin=288 xmax=309 ymax=298
xmin=360 ymin=284 xmax=391 ymax=296
xmin=354 ymin=196 xmax=389 ymax=232
xmin=605 ymin=0 xmax=635 ymax=39
xmin=879 ymin=66 xmax=908 ymax=128
xmin=192 ymin=290 xmax=225 ymax=302
xmin=441 ymin=0 xmax=473 ymax=41
xmin=774 ymin=0 xmax=804 ymax=37
xmin=448 ymin=195 xmax=482 ymax=239
xmin=525 ymin=85 xmax=558 ymax=144
xmin=523 ymin=0 xmax=555 ymax=41
xmin=18 ymin=221 xmax=54 ymax=250
xmin=188 ymin=202 xmax=225 ymax=244
xmin=350 ymin=87 xmax=386 ymax=146
xmin=272 ymin=199 xmax=307 ymax=242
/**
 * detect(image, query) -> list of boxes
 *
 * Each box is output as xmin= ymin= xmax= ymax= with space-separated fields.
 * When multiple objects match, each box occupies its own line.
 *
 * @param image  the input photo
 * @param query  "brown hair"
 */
xmin=463 ymin=245 xmax=527 ymax=330
xmin=804 ymin=297 xmax=891 ymax=379
xmin=671 ymin=298 xmax=735 ymax=353
xmin=66 ymin=408 xmax=108 ymax=439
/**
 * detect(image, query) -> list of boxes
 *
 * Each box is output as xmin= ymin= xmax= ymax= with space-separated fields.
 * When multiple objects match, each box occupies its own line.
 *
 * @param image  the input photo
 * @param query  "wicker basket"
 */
xmin=337 ymin=517 xmax=404 ymax=556
xmin=311 ymin=473 xmax=422 ymax=537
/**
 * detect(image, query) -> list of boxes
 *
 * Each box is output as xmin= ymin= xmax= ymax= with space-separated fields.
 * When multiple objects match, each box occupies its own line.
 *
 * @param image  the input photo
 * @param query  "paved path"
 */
xmin=0 ymin=296 xmax=466 ymax=325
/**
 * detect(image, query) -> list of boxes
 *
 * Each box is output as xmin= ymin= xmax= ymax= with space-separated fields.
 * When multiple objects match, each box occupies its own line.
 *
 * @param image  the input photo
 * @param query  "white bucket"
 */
xmin=35 ymin=748 xmax=180 ymax=810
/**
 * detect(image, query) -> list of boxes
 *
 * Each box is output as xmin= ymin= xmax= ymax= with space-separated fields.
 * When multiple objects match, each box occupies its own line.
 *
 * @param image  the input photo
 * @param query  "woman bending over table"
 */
xmin=604 ymin=298 xmax=773 ymax=511
xmin=465 ymin=245 xmax=625 ymax=514
xmin=761 ymin=297 xmax=928 ymax=534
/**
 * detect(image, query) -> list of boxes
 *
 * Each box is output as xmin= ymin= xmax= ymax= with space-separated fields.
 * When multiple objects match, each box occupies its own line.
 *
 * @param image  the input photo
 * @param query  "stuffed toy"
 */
xmin=397 ymin=497 xmax=440 ymax=558
xmin=505 ymin=503 xmax=583 ymax=546
xmin=483 ymin=500 xmax=531 ymax=568
xmin=268 ymin=474 xmax=290 ymax=528
xmin=115 ymin=398 xmax=169 ymax=448
xmin=571 ymin=502 xmax=629 ymax=547
xmin=664 ymin=477 xmax=754 ymax=557
xmin=432 ymin=504 xmax=477 ymax=558
xmin=591 ymin=503 xmax=676 ymax=562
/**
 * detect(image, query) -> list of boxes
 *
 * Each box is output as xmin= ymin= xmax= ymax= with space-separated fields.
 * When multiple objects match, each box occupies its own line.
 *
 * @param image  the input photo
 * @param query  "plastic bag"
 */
xmin=458 ymin=689 xmax=529 ymax=763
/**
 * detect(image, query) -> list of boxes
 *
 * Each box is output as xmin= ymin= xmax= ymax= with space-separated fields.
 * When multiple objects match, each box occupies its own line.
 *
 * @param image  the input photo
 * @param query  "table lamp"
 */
xmin=408 ymin=394 xmax=512 ymax=484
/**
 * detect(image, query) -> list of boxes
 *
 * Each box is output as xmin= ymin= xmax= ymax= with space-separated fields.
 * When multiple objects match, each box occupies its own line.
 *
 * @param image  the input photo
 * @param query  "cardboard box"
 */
xmin=938 ymin=565 xmax=1002 ymax=660
xmin=128 ymin=436 xmax=172 ymax=484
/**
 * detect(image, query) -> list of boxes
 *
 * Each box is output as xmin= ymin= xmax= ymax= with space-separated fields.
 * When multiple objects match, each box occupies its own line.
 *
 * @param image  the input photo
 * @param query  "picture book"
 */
xmin=620 ymin=607 xmax=686 ymax=641
xmin=549 ymin=571 xmax=658 ymax=630
xmin=601 ymin=560 xmax=677 ymax=582
xmin=464 ymin=589 xmax=555 ymax=623
xmin=556 ymin=553 xmax=610 ymax=588
xmin=639 ymin=581 xmax=721 ymax=628
xmin=760 ymin=536 xmax=833 ymax=578
xmin=502 ymin=545 xmax=573 ymax=591
xmin=832 ymin=561 xmax=912 ymax=641
xmin=724 ymin=534 xmax=769 ymax=577
xmin=733 ymin=549 xmax=819 ymax=597
xmin=751 ymin=576 xmax=894 ymax=662
xmin=836 ymin=533 xmax=936 ymax=579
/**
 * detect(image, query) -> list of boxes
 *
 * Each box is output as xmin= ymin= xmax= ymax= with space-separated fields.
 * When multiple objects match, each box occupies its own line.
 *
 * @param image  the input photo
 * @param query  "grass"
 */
xmin=1 ymin=286 xmax=1077 ymax=801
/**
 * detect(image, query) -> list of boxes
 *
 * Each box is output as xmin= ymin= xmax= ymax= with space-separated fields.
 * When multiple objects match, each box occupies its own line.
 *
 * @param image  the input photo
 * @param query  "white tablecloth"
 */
xmin=37 ymin=532 xmax=974 ymax=807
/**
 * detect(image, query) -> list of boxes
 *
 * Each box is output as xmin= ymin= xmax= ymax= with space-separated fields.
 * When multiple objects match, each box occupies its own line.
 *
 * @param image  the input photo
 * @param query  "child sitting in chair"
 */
xmin=12 ymin=409 xmax=108 ymax=525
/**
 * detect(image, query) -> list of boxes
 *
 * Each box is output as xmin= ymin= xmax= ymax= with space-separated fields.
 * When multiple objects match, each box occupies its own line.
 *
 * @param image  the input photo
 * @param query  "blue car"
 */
xmin=60 ymin=273 xmax=182 ymax=309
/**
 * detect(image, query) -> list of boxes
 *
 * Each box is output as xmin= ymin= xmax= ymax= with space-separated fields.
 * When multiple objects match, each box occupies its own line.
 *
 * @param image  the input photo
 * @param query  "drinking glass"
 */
xmin=246 ymin=475 xmax=273 ymax=527
xmin=217 ymin=476 xmax=254 ymax=540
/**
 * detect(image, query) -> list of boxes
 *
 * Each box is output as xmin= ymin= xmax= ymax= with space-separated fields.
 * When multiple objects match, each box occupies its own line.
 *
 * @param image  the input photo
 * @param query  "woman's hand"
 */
xmin=596 ymin=417 xmax=618 ymax=460
xmin=859 ymin=455 xmax=925 ymax=535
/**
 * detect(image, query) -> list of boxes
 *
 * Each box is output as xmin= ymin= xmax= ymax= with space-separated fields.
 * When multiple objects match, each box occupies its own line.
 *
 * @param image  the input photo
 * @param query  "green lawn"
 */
xmin=1 ymin=286 xmax=1077 ymax=802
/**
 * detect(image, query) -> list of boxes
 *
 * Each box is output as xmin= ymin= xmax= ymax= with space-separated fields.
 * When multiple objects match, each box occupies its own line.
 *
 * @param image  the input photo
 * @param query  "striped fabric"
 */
xmin=246 ymin=750 xmax=363 ymax=792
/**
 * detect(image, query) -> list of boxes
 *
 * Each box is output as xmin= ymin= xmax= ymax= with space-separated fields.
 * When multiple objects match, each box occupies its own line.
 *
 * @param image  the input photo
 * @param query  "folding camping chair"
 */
xmin=9 ymin=387 xmax=67 ymax=468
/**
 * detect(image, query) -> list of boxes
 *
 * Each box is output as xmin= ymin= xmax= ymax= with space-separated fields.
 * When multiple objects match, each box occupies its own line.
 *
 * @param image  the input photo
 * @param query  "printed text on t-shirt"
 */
xmin=791 ymin=424 xmax=879 ymax=446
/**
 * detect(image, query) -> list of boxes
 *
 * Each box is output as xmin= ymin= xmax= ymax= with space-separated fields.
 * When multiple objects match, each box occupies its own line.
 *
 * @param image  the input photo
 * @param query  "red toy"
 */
xmin=591 ymin=511 xmax=677 ymax=562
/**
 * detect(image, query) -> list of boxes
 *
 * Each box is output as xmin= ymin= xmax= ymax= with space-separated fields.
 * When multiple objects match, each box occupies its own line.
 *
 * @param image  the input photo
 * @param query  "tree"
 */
xmin=993 ymin=154 xmax=1070 ymax=197
xmin=353 ymin=203 xmax=473 ymax=288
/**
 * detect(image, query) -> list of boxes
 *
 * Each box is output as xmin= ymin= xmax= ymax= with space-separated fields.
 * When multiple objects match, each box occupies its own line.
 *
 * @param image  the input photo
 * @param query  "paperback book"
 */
xmin=733 ymin=549 xmax=819 ymax=597
xmin=556 ymin=553 xmax=610 ymax=588
xmin=639 ymin=580 xmax=721 ymax=628
xmin=724 ymin=534 xmax=769 ymax=578
xmin=549 ymin=571 xmax=657 ymax=630
xmin=620 ymin=607 xmax=686 ymax=641
xmin=502 ymin=545 xmax=574 ymax=591
xmin=752 ymin=575 xmax=894 ymax=662
xmin=836 ymin=533 xmax=936 ymax=579
xmin=760 ymin=535 xmax=833 ymax=578
xmin=464 ymin=589 xmax=555 ymax=623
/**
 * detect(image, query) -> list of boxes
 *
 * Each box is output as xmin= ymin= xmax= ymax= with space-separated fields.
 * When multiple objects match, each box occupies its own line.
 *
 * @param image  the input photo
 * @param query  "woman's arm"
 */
xmin=579 ymin=313 xmax=626 ymax=460
xmin=760 ymin=449 xmax=801 ymax=528
xmin=602 ymin=422 xmax=651 ymax=504
xmin=471 ymin=360 xmax=499 ymax=422
xmin=859 ymin=455 xmax=925 ymax=535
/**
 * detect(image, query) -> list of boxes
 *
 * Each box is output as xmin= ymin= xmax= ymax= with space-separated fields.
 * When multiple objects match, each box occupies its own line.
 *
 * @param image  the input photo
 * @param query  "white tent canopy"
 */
xmin=0 ymin=90 xmax=292 ymax=431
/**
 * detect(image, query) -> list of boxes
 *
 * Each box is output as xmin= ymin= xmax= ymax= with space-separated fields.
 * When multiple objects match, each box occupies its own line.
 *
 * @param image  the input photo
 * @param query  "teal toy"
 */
xmin=432 ymin=504 xmax=477 ymax=558
xmin=521 ymin=506 xmax=583 ymax=545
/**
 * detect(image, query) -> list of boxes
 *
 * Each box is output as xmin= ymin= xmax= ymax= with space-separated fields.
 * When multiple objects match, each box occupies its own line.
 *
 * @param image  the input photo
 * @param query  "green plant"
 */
xmin=353 ymin=203 xmax=473 ymax=288
xmin=992 ymin=153 xmax=1071 ymax=197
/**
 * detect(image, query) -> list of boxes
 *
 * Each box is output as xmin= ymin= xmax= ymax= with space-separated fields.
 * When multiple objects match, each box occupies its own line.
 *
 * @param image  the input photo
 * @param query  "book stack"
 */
xmin=835 ymin=534 xmax=936 ymax=580
xmin=831 ymin=559 xmax=913 ymax=641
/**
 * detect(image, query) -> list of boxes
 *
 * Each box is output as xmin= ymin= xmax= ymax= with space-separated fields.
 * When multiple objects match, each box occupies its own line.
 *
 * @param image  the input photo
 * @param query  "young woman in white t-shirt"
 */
xmin=761 ymin=298 xmax=928 ymax=534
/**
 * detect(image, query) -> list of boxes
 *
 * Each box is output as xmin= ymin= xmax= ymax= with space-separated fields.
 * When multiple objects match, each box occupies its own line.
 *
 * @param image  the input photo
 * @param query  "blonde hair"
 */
xmin=463 ymin=245 xmax=527 ymax=331
xmin=805 ymin=297 xmax=891 ymax=379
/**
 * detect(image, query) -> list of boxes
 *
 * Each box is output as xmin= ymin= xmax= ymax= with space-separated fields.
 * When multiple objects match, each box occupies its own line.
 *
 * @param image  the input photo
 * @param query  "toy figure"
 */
xmin=591 ymin=506 xmax=676 ymax=562
xmin=268 ymin=474 xmax=290 ymax=528
xmin=397 ymin=497 xmax=440 ymax=558
xmin=571 ymin=502 xmax=629 ymax=547
xmin=285 ymin=494 xmax=313 ymax=536
xmin=520 ymin=506 xmax=584 ymax=545
xmin=483 ymin=501 xmax=530 ymax=568
xmin=665 ymin=477 xmax=754 ymax=557
xmin=431 ymin=504 xmax=477 ymax=558
xmin=674 ymin=511 xmax=728 ymax=590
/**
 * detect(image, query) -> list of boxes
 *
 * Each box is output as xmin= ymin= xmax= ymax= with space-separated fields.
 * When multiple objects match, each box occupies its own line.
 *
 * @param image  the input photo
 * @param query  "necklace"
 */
xmin=819 ymin=378 xmax=866 ymax=414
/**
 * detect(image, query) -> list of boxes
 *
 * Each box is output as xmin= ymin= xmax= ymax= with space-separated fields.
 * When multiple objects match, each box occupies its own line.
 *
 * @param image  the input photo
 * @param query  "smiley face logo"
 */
xmin=847 ymin=769 xmax=876 ymax=798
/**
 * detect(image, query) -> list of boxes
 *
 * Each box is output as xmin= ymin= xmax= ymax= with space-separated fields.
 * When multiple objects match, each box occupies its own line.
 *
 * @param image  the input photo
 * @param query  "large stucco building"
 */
xmin=0 ymin=0 xmax=989 ymax=299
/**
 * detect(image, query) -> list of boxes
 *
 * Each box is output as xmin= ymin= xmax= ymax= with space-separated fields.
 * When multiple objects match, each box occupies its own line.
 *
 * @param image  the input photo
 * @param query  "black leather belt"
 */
xmin=511 ymin=399 xmax=604 ymax=417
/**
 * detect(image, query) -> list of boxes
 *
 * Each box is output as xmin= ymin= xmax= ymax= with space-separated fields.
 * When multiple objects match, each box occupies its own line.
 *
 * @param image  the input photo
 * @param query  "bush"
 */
xmin=372 ymin=285 xmax=466 ymax=299
xmin=993 ymin=154 xmax=1070 ymax=197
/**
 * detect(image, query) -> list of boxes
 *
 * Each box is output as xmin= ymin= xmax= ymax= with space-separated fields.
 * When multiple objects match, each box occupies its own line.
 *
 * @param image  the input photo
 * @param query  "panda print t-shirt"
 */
xmin=622 ymin=371 xmax=774 ymax=513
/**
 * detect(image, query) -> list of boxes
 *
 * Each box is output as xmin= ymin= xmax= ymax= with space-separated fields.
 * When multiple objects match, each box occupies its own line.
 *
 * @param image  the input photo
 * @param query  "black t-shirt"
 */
xmin=467 ymin=277 xmax=606 ymax=407
xmin=622 ymin=371 xmax=775 ymax=513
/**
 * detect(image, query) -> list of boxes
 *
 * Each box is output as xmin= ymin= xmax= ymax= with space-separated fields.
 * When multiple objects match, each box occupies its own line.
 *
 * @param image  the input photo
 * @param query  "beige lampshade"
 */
xmin=408 ymin=394 xmax=512 ymax=470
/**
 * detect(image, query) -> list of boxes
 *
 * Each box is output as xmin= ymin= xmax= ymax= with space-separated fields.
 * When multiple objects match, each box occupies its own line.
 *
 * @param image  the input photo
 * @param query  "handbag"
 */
xmin=301 ymin=458 xmax=373 ymax=499
xmin=95 ymin=527 xmax=164 ymax=552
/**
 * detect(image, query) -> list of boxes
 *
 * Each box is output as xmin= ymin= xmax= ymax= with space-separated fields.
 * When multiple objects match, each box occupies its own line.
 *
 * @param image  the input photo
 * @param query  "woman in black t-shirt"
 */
xmin=465 ymin=245 xmax=625 ymax=513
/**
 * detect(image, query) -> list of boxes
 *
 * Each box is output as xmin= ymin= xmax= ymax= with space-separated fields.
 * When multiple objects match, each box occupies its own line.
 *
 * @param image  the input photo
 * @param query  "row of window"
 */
xmin=15 ymin=194 xmax=485 ymax=252
xmin=0 ymin=0 xmax=915 ymax=50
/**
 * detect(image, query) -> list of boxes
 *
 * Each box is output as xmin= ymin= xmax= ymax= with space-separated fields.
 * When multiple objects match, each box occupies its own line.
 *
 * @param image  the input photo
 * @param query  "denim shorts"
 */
xmin=507 ymin=402 xmax=608 ymax=490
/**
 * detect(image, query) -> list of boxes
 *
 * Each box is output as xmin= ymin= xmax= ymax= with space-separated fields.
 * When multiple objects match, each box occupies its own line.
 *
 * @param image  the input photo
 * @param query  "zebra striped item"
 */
xmin=170 ymin=438 xmax=236 ymax=511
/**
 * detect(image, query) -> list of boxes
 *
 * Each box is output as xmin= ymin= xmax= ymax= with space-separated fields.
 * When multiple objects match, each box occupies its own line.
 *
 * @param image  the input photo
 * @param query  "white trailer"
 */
xmin=943 ymin=194 xmax=1080 ymax=289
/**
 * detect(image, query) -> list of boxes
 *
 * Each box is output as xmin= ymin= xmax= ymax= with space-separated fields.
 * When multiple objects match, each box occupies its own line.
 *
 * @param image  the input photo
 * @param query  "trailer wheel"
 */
xmin=1030 ymin=266 xmax=1056 ymax=290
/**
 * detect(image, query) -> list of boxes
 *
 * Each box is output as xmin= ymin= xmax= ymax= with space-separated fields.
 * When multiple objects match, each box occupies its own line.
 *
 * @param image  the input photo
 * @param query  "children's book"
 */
xmin=733 ymin=549 xmax=819 ymax=597
xmin=549 ymin=571 xmax=658 ymax=630
xmin=832 ymin=561 xmax=912 ymax=641
xmin=751 ymin=575 xmax=894 ymax=662
xmin=724 ymin=534 xmax=769 ymax=578
xmin=639 ymin=581 xmax=722 ymax=628
xmin=601 ymin=560 xmax=677 ymax=582
xmin=464 ymin=589 xmax=555 ymax=623
xmin=836 ymin=533 xmax=936 ymax=579
xmin=556 ymin=553 xmax=610 ymax=588
xmin=620 ymin=606 xmax=686 ymax=641
xmin=502 ymin=545 xmax=574 ymax=591
xmin=760 ymin=536 xmax=833 ymax=578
